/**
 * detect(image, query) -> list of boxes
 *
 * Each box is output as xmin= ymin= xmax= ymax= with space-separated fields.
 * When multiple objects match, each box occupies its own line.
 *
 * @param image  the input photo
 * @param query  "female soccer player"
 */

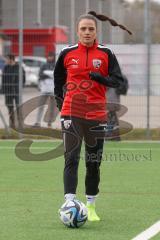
xmin=54 ymin=12 xmax=131 ymax=221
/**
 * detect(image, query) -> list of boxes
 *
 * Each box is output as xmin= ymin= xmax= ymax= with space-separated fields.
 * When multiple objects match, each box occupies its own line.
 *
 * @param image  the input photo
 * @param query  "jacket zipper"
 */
xmin=86 ymin=48 xmax=89 ymax=67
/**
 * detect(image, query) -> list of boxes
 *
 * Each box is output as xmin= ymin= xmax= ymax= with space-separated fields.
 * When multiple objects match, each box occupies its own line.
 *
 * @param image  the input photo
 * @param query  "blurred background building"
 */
xmin=0 ymin=0 xmax=123 ymax=44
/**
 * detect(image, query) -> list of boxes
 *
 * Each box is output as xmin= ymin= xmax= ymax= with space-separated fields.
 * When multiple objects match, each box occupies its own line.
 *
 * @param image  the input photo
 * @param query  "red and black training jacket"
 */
xmin=54 ymin=41 xmax=123 ymax=121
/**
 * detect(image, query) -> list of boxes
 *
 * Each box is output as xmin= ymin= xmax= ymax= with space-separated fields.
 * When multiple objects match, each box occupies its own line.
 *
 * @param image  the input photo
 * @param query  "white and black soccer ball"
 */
xmin=59 ymin=199 xmax=88 ymax=228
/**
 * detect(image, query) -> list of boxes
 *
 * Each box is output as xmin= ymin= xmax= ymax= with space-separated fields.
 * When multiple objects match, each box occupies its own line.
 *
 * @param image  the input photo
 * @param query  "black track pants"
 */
xmin=61 ymin=116 xmax=105 ymax=196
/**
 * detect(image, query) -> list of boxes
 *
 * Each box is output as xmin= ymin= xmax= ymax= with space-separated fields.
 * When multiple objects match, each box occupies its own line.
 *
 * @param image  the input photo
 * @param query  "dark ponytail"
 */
xmin=88 ymin=11 xmax=132 ymax=35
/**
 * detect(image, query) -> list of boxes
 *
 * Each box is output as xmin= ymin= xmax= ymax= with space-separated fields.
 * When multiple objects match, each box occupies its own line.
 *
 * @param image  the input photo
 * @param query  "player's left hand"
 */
xmin=89 ymin=72 xmax=103 ymax=82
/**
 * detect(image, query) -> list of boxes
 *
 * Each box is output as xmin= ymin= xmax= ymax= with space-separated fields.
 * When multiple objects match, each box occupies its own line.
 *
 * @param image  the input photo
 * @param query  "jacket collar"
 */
xmin=78 ymin=40 xmax=98 ymax=51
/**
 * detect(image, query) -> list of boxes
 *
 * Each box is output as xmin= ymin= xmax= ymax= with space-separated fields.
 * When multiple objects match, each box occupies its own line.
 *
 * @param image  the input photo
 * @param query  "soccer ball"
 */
xmin=59 ymin=199 xmax=88 ymax=228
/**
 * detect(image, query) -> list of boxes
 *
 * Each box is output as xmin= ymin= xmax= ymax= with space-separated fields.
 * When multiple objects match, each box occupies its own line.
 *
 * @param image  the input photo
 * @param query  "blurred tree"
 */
xmin=123 ymin=0 xmax=160 ymax=43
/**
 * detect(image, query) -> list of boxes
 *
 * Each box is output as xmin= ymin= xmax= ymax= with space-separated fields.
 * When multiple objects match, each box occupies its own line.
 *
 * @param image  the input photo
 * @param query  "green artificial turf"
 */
xmin=0 ymin=140 xmax=160 ymax=240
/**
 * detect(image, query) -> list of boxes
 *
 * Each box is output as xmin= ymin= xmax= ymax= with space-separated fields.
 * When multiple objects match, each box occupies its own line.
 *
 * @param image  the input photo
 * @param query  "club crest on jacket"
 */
xmin=92 ymin=59 xmax=102 ymax=69
xmin=63 ymin=120 xmax=72 ymax=129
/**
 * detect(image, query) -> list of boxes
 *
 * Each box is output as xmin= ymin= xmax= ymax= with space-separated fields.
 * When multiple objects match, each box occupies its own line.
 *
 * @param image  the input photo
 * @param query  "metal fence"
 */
xmin=0 ymin=0 xmax=159 ymax=138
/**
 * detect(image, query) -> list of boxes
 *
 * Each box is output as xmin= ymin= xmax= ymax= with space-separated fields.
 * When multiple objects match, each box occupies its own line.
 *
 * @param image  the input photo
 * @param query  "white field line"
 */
xmin=132 ymin=221 xmax=160 ymax=240
xmin=0 ymin=146 xmax=60 ymax=150
xmin=0 ymin=146 xmax=159 ymax=150
xmin=1 ymin=140 xmax=160 ymax=143
xmin=0 ymin=139 xmax=62 ymax=142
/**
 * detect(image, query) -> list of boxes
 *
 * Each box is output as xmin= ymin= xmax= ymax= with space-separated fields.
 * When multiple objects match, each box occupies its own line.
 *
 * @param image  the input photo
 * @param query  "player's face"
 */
xmin=77 ymin=19 xmax=97 ymax=47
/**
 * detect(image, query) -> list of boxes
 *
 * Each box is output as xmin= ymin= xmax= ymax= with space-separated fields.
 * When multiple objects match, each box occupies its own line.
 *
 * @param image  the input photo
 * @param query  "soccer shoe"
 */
xmin=33 ymin=123 xmax=41 ymax=128
xmin=86 ymin=203 xmax=100 ymax=221
xmin=47 ymin=123 xmax=52 ymax=128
